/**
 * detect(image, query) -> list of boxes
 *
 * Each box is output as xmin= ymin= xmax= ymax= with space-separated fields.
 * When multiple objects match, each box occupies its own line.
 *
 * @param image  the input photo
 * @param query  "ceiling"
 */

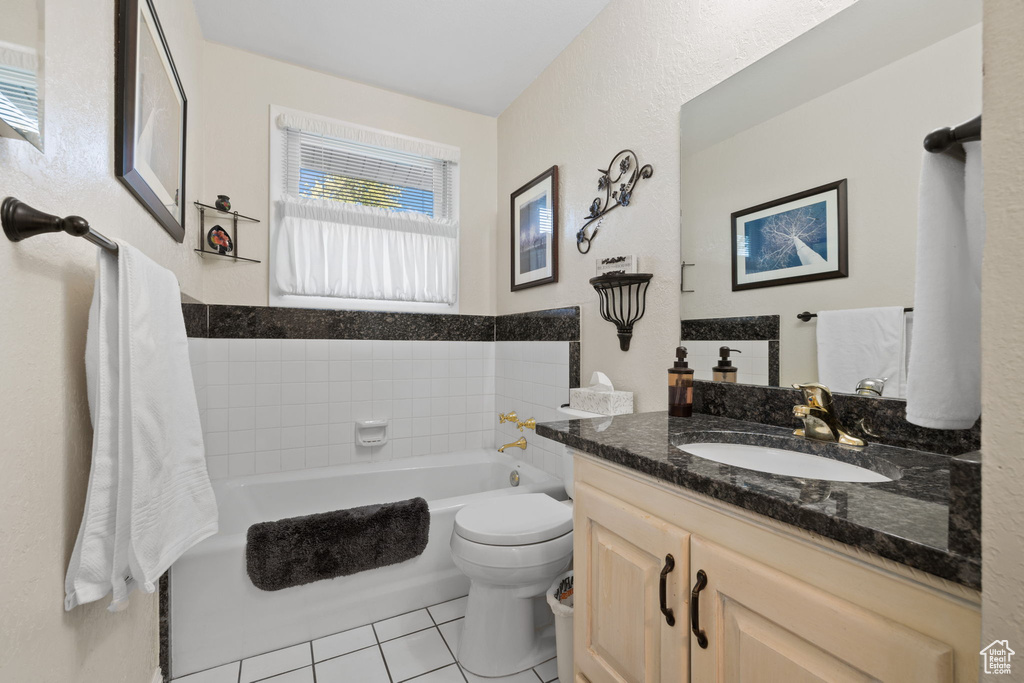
xmin=193 ymin=0 xmax=612 ymax=116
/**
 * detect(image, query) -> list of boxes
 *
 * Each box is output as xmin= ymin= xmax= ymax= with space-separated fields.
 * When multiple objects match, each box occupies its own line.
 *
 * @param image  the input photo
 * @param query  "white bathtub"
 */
xmin=170 ymin=450 xmax=565 ymax=677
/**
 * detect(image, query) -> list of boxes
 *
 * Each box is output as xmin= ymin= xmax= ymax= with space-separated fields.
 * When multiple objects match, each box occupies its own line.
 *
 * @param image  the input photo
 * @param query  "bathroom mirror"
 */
xmin=678 ymin=0 xmax=981 ymax=396
xmin=0 ymin=0 xmax=44 ymax=151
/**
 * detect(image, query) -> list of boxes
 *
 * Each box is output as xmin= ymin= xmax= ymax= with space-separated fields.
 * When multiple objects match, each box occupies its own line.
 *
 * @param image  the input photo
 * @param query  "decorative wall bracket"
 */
xmin=591 ymin=272 xmax=653 ymax=351
xmin=576 ymin=149 xmax=654 ymax=254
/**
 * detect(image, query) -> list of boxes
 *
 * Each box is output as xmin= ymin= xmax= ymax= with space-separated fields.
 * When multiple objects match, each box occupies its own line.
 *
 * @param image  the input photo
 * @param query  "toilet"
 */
xmin=449 ymin=406 xmax=601 ymax=677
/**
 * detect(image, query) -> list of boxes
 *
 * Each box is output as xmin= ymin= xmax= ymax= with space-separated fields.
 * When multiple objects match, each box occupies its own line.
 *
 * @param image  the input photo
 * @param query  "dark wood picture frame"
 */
xmin=731 ymin=179 xmax=848 ymax=291
xmin=115 ymin=0 xmax=187 ymax=243
xmin=510 ymin=166 xmax=559 ymax=291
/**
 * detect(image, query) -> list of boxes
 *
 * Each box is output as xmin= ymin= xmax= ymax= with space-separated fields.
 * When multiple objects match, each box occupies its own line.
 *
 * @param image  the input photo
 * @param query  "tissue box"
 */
xmin=569 ymin=388 xmax=634 ymax=416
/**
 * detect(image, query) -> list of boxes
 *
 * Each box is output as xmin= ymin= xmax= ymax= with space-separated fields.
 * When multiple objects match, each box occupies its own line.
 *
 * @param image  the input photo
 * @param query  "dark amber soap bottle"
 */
xmin=668 ymin=346 xmax=694 ymax=417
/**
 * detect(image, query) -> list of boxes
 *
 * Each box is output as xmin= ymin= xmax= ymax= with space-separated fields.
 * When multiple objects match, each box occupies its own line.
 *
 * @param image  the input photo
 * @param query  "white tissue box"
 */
xmin=569 ymin=388 xmax=634 ymax=416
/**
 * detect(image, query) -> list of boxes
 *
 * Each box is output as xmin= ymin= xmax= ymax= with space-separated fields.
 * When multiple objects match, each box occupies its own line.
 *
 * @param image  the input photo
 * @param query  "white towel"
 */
xmin=65 ymin=244 xmax=218 ymax=612
xmin=906 ymin=141 xmax=984 ymax=429
xmin=817 ymin=307 xmax=907 ymax=396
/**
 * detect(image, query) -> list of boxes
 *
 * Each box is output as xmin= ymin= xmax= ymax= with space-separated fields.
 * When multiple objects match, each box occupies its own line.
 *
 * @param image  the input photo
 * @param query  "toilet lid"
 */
xmin=454 ymin=494 xmax=573 ymax=546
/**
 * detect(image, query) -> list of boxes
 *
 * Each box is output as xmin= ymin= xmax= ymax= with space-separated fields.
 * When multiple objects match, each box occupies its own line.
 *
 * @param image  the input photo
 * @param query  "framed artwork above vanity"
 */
xmin=730 ymin=179 xmax=848 ymax=291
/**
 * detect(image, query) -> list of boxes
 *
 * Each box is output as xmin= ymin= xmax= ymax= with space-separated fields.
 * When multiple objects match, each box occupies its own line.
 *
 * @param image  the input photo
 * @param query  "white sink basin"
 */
xmin=678 ymin=442 xmax=892 ymax=483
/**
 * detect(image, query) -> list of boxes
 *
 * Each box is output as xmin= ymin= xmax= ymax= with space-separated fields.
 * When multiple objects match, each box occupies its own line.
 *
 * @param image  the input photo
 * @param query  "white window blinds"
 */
xmin=274 ymin=114 xmax=459 ymax=306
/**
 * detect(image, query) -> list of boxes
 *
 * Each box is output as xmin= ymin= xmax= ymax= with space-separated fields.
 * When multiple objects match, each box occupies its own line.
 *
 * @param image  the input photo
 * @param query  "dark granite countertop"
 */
xmin=537 ymin=411 xmax=980 ymax=589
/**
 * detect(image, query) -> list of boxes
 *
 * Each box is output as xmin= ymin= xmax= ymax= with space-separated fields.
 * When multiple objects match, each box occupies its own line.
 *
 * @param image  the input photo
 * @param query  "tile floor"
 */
xmin=172 ymin=595 xmax=560 ymax=683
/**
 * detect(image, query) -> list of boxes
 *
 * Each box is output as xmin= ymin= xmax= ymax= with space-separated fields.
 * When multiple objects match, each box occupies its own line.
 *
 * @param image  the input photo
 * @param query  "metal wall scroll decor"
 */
xmin=576 ymin=149 xmax=654 ymax=254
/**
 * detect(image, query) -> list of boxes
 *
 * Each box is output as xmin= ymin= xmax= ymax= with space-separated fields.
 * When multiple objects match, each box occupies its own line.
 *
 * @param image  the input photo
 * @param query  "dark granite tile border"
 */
xmin=181 ymin=303 xmax=208 ymax=338
xmin=948 ymin=451 xmax=981 ymax=557
xmin=159 ymin=572 xmax=170 ymax=681
xmin=768 ymin=340 xmax=780 ymax=387
xmin=693 ymin=380 xmax=981 ymax=456
xmin=495 ymin=307 xmax=580 ymax=342
xmin=206 ymin=305 xmax=494 ymax=341
xmin=680 ymin=314 xmax=780 ymax=341
xmin=570 ymin=342 xmax=581 ymax=389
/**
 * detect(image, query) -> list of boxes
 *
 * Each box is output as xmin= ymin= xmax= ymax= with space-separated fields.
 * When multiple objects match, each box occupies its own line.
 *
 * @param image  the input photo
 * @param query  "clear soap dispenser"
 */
xmin=713 ymin=347 xmax=742 ymax=382
xmin=668 ymin=346 xmax=694 ymax=417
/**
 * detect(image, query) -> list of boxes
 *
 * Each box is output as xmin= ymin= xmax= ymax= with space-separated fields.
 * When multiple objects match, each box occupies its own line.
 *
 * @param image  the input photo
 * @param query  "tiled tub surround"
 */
xmin=680 ymin=314 xmax=780 ymax=386
xmin=536 ymin=411 xmax=981 ymax=589
xmin=195 ymin=338 xmax=501 ymax=478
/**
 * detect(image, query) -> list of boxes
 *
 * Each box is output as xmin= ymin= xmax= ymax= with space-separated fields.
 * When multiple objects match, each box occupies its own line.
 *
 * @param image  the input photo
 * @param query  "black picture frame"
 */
xmin=510 ymin=166 xmax=559 ymax=291
xmin=115 ymin=0 xmax=187 ymax=243
xmin=731 ymin=179 xmax=848 ymax=291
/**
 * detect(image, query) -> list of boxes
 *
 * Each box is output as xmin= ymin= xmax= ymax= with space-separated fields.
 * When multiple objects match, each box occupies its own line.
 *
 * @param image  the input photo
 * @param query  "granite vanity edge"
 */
xmin=693 ymin=380 xmax=981 ymax=456
xmin=536 ymin=422 xmax=980 ymax=589
xmin=948 ymin=451 xmax=981 ymax=558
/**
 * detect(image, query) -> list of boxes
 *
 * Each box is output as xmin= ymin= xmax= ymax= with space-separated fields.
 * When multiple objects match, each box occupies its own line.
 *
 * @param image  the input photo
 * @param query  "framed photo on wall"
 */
xmin=510 ymin=166 xmax=558 ymax=291
xmin=731 ymin=179 xmax=848 ymax=291
xmin=115 ymin=0 xmax=187 ymax=242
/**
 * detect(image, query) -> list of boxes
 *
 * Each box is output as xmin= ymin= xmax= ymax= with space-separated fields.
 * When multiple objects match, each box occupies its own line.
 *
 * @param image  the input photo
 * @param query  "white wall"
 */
xmin=981 ymin=0 xmax=1024 ymax=658
xmin=496 ymin=0 xmax=856 ymax=412
xmin=200 ymin=42 xmax=499 ymax=315
xmin=0 ymin=0 xmax=206 ymax=680
xmin=680 ymin=27 xmax=980 ymax=385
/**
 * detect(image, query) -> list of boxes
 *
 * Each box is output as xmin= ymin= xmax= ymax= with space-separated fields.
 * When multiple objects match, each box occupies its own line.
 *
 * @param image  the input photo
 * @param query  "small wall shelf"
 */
xmin=194 ymin=201 xmax=261 ymax=264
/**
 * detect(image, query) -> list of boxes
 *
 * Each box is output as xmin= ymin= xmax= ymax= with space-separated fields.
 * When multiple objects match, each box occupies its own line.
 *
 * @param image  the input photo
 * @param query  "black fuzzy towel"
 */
xmin=246 ymin=497 xmax=430 ymax=591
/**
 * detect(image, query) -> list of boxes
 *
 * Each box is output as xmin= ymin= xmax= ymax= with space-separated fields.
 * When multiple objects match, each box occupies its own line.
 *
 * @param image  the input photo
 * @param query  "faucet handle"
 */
xmin=793 ymin=404 xmax=810 ymax=418
xmin=498 ymin=411 xmax=518 ymax=424
xmin=517 ymin=417 xmax=536 ymax=432
xmin=792 ymin=382 xmax=834 ymax=409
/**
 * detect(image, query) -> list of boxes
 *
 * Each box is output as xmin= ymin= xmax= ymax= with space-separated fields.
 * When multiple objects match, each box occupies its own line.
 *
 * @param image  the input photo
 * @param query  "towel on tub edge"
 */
xmin=245 ymin=497 xmax=430 ymax=591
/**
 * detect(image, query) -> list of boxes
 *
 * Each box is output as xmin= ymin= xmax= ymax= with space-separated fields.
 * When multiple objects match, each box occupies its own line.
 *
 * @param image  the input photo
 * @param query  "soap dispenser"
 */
xmin=668 ymin=346 xmax=694 ymax=417
xmin=713 ymin=347 xmax=742 ymax=382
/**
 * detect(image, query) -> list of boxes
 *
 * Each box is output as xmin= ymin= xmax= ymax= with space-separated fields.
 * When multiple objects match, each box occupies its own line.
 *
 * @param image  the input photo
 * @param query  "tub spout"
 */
xmin=498 ymin=437 xmax=527 ymax=453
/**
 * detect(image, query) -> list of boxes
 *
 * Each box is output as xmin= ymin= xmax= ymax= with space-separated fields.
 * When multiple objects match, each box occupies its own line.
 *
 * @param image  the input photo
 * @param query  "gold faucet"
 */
xmin=792 ymin=383 xmax=866 ymax=447
xmin=498 ymin=411 xmax=536 ymax=432
xmin=516 ymin=417 xmax=536 ymax=432
xmin=498 ymin=437 xmax=527 ymax=452
xmin=498 ymin=411 xmax=518 ymax=425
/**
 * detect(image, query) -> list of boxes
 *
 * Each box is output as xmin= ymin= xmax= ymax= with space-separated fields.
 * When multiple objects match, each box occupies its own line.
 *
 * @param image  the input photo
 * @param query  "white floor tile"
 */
xmin=240 ymin=643 xmax=312 ymax=683
xmin=263 ymin=667 xmax=314 ymax=682
xmin=534 ymin=657 xmax=559 ymax=682
xmin=405 ymin=664 xmax=466 ymax=683
xmin=374 ymin=608 xmax=435 ymax=642
xmin=380 ymin=628 xmax=455 ymax=682
xmin=313 ymin=624 xmax=377 ymax=662
xmin=460 ymin=667 xmax=540 ymax=683
xmin=428 ymin=595 xmax=468 ymax=624
xmin=315 ymin=646 xmax=390 ymax=683
xmin=171 ymin=661 xmax=239 ymax=683
xmin=437 ymin=618 xmax=464 ymax=658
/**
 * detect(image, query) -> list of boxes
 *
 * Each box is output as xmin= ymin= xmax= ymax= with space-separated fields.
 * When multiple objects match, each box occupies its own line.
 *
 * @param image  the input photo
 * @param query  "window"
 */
xmin=270 ymin=106 xmax=460 ymax=312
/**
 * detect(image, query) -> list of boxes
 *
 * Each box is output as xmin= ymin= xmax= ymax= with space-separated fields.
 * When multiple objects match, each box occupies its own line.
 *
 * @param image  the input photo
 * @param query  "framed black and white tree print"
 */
xmin=731 ymin=179 xmax=848 ymax=291
xmin=116 ymin=0 xmax=187 ymax=242
xmin=510 ymin=166 xmax=558 ymax=291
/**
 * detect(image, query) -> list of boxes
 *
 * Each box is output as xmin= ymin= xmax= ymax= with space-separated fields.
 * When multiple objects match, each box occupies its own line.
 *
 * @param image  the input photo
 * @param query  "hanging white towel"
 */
xmin=65 ymin=244 xmax=218 ymax=612
xmin=906 ymin=141 xmax=985 ymax=429
xmin=817 ymin=307 xmax=907 ymax=396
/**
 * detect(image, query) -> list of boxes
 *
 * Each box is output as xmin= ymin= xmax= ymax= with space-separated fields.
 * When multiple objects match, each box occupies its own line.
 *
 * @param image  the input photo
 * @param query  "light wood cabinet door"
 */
xmin=689 ymin=536 xmax=955 ymax=682
xmin=574 ymin=482 xmax=690 ymax=683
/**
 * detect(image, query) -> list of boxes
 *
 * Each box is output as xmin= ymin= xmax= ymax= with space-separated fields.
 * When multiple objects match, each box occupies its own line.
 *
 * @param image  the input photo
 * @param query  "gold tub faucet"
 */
xmin=498 ymin=437 xmax=527 ymax=452
xmin=792 ymin=382 xmax=866 ymax=447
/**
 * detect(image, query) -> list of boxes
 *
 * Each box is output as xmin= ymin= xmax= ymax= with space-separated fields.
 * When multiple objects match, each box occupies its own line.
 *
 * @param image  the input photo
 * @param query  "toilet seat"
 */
xmin=455 ymin=494 xmax=573 ymax=546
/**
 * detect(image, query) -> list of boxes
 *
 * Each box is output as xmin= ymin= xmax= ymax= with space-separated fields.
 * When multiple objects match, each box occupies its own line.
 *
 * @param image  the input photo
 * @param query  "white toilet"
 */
xmin=449 ymin=406 xmax=601 ymax=677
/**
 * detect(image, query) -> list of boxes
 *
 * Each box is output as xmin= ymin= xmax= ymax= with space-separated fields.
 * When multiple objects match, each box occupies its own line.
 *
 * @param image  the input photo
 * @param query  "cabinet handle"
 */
xmin=659 ymin=554 xmax=676 ymax=626
xmin=690 ymin=569 xmax=708 ymax=649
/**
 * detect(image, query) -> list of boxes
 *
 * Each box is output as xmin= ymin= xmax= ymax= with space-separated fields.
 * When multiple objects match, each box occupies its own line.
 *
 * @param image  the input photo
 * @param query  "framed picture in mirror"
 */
xmin=510 ymin=166 xmax=558 ymax=291
xmin=115 ymin=0 xmax=187 ymax=242
xmin=731 ymin=179 xmax=848 ymax=291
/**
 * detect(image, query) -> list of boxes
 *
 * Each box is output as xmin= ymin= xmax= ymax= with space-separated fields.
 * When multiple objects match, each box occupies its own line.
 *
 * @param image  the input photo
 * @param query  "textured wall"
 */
xmin=981 ymin=0 xmax=1024 ymax=657
xmin=496 ymin=0 xmax=855 ymax=412
xmin=200 ymin=43 xmax=498 ymax=315
xmin=0 ymin=0 xmax=206 ymax=681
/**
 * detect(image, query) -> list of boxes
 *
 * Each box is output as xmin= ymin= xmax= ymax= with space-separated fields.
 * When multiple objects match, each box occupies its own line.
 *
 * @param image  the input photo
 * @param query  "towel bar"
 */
xmin=797 ymin=308 xmax=913 ymax=322
xmin=2 ymin=197 xmax=118 ymax=254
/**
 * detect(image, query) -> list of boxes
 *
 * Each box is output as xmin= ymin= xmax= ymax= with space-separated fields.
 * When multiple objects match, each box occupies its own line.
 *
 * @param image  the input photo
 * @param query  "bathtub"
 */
xmin=170 ymin=450 xmax=565 ymax=677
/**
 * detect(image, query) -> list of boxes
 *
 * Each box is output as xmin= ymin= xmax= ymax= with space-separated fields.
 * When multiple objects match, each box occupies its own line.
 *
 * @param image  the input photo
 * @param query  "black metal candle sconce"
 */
xmin=590 ymin=272 xmax=653 ymax=351
xmin=576 ymin=149 xmax=654 ymax=254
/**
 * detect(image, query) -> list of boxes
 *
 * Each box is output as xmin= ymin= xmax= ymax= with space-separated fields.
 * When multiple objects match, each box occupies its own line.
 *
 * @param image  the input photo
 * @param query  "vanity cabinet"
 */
xmin=572 ymin=453 xmax=981 ymax=683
